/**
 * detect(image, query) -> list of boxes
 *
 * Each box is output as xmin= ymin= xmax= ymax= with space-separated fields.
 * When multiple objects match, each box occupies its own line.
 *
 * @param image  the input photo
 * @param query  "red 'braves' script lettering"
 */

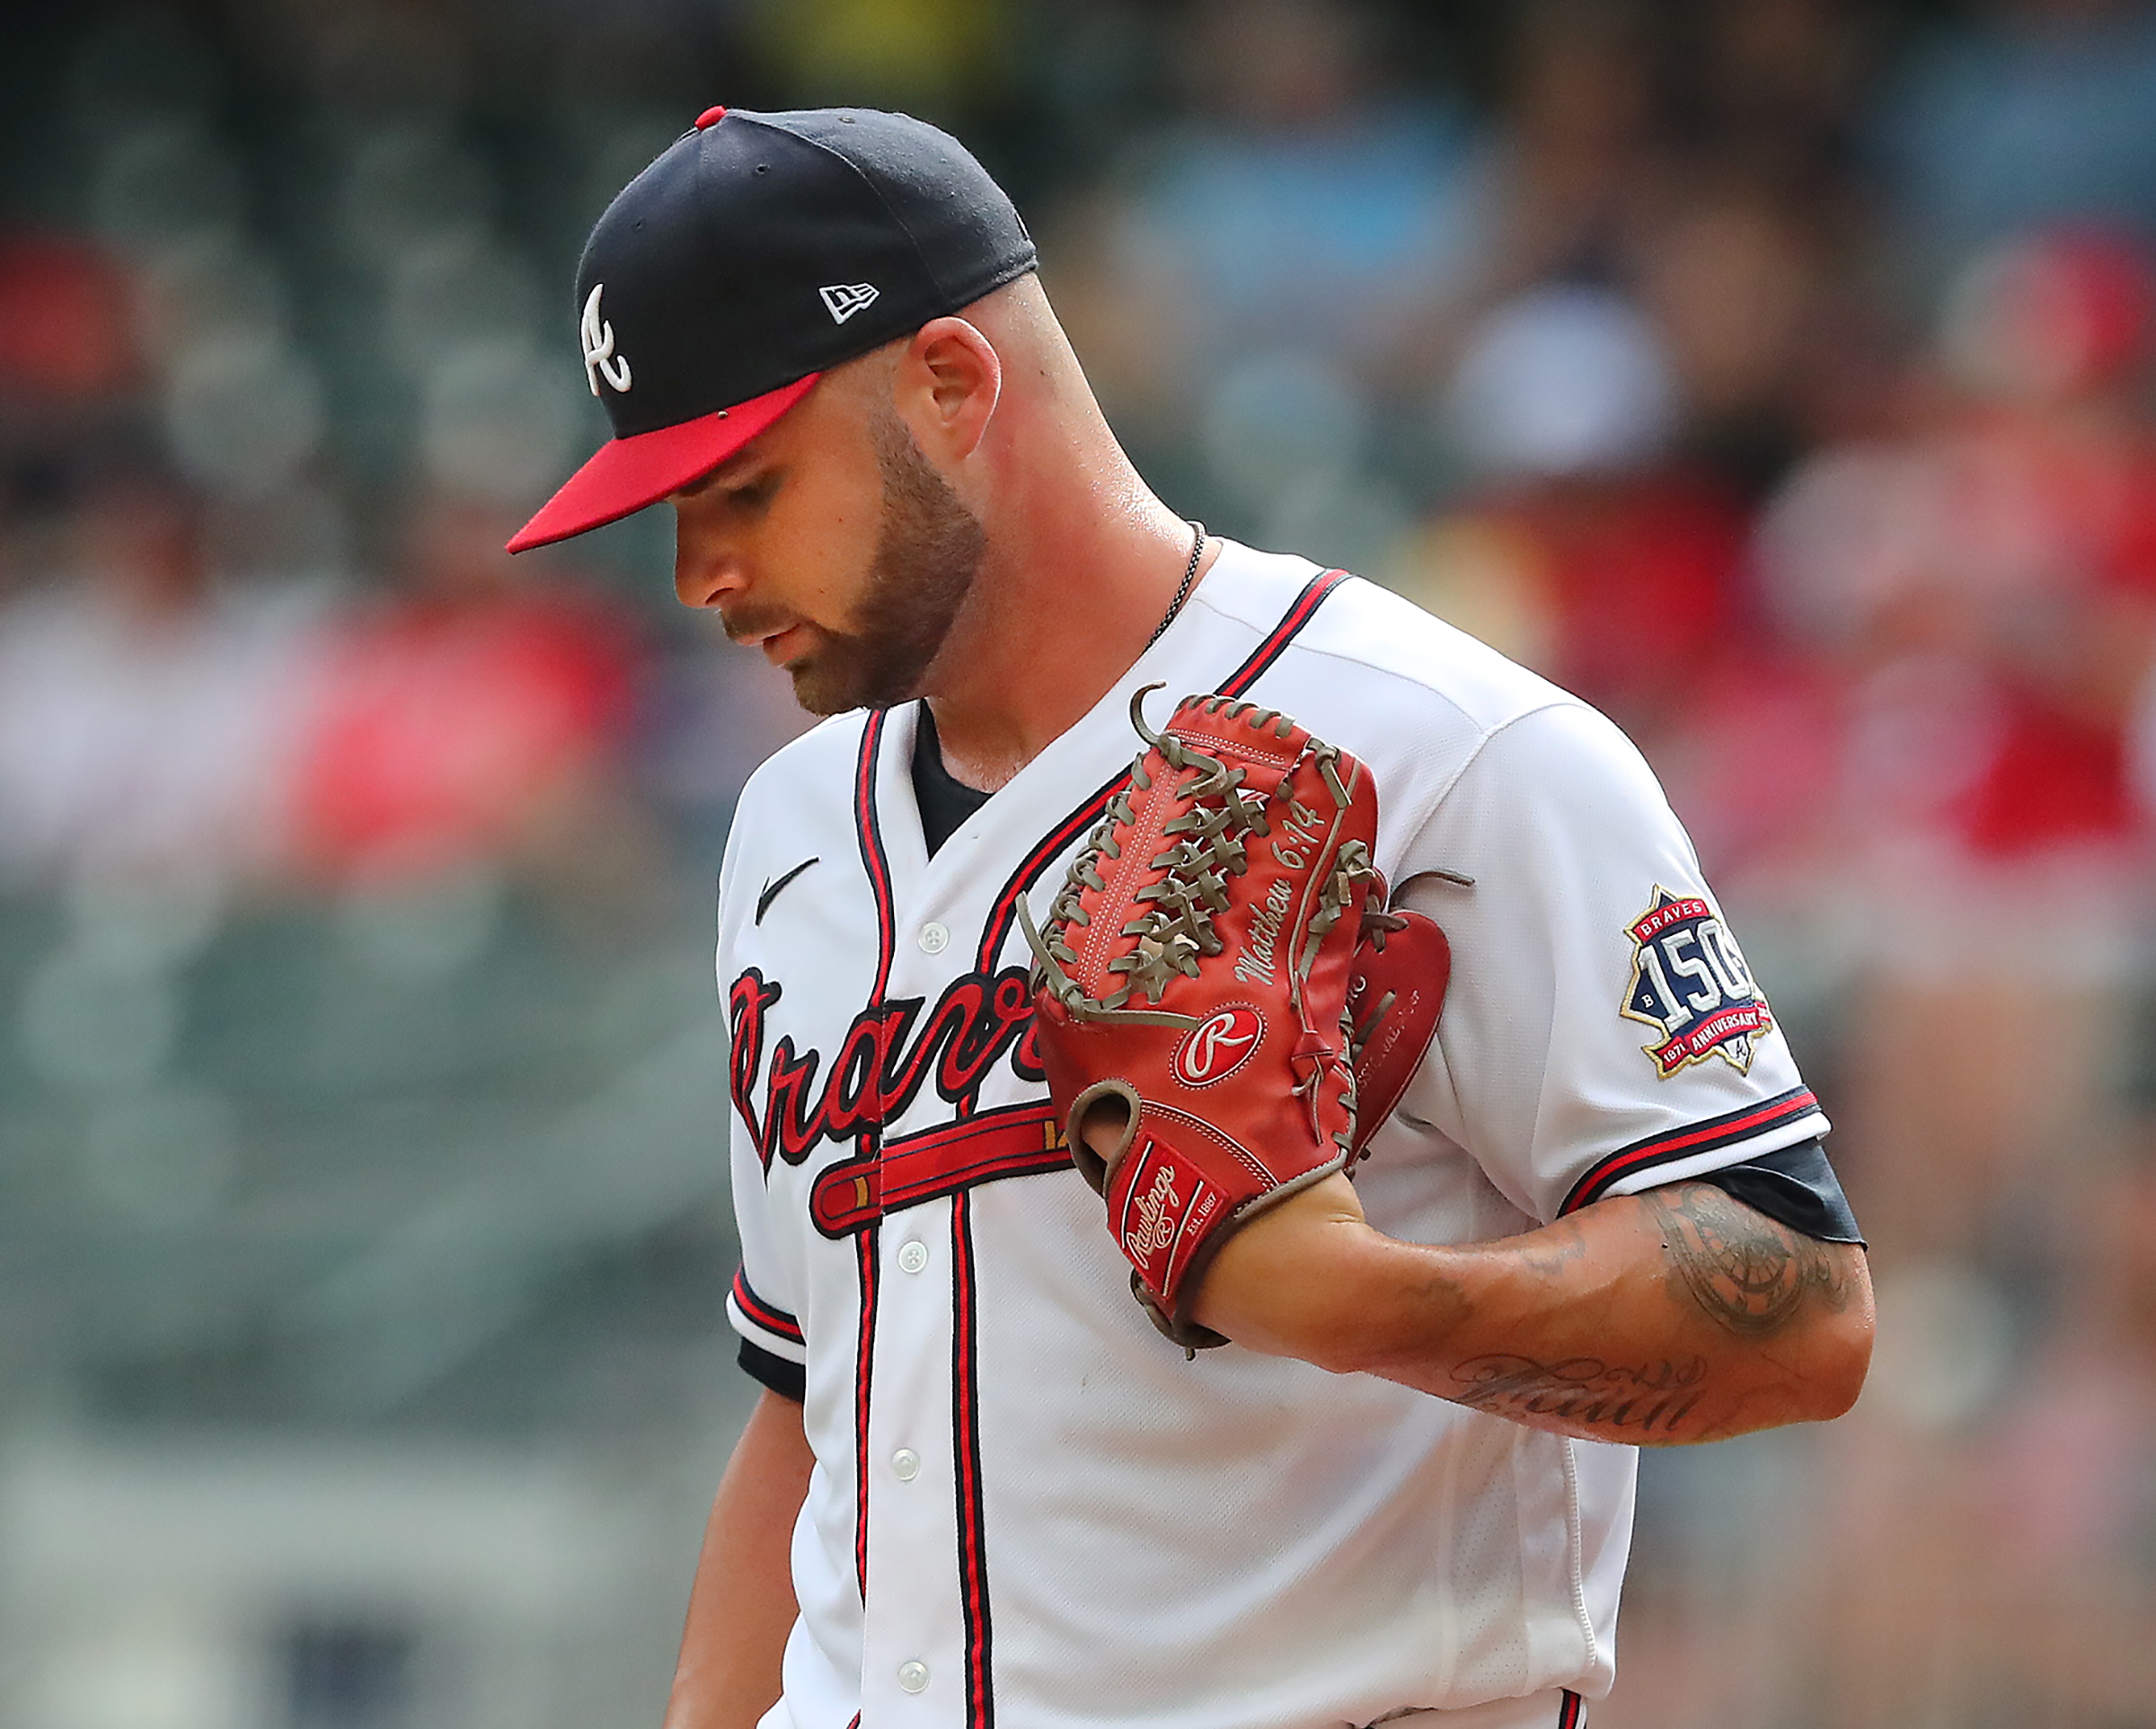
xmin=728 ymin=969 xmax=782 ymax=1148
xmin=730 ymin=965 xmax=1040 ymax=1169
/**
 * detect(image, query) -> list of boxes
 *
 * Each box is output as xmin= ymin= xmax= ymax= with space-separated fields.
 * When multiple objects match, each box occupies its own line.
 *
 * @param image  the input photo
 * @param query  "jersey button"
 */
xmin=917 ymin=921 xmax=950 ymax=955
xmin=891 ymin=1448 xmax=920 ymax=1481
xmin=897 ymin=1239 xmax=929 ymax=1275
xmin=897 ymin=1660 xmax=929 ymax=1693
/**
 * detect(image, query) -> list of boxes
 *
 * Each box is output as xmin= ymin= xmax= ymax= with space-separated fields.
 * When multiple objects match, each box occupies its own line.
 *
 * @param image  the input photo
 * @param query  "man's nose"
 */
xmin=674 ymin=519 xmax=745 ymax=609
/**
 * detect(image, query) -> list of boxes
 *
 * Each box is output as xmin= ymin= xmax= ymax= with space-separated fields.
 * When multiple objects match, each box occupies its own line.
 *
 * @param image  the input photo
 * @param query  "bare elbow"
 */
xmin=1800 ymin=1255 xmax=1875 ymax=1422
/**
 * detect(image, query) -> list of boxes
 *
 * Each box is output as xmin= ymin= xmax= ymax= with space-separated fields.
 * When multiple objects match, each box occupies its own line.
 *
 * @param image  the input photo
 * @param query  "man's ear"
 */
xmin=901 ymin=315 xmax=1002 ymax=461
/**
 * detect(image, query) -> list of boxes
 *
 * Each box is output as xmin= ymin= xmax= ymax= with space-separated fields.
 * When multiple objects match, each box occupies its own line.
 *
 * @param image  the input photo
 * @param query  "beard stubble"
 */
xmin=786 ymin=404 xmax=987 ymax=717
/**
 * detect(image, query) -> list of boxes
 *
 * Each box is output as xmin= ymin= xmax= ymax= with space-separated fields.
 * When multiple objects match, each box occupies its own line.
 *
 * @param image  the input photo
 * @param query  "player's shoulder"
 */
xmin=737 ymin=709 xmax=872 ymax=816
xmin=1194 ymin=542 xmax=1575 ymax=737
xmin=724 ymin=709 xmax=876 ymax=891
xmin=1190 ymin=543 xmax=1593 ymax=841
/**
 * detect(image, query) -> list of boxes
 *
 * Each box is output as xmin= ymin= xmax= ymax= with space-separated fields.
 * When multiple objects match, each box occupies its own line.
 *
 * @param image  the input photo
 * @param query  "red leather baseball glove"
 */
xmin=1021 ymin=689 xmax=1448 ymax=1351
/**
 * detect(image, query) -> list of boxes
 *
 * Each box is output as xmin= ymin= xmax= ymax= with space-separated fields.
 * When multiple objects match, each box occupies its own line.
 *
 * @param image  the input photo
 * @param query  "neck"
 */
xmin=921 ymin=425 xmax=1214 ymax=793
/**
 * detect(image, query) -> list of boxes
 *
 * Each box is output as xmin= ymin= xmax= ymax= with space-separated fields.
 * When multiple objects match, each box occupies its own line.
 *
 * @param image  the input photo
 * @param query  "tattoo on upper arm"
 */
xmin=1646 ymin=1184 xmax=1858 ymax=1337
xmin=1449 ymin=1353 xmax=1707 ymax=1436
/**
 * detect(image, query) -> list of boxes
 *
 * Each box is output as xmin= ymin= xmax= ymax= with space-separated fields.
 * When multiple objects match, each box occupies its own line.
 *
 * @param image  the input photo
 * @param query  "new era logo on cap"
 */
xmin=819 ymin=282 xmax=880 ymax=323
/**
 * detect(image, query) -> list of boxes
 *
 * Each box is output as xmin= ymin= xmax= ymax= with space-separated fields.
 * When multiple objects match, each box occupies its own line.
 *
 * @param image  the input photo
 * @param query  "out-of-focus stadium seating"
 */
xmin=4 ymin=3 xmax=2156 ymax=1725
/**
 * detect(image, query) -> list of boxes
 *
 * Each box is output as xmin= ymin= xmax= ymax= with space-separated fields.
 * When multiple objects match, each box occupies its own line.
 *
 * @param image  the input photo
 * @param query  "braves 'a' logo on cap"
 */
xmin=581 ymin=283 xmax=632 ymax=396
xmin=819 ymin=282 xmax=880 ymax=324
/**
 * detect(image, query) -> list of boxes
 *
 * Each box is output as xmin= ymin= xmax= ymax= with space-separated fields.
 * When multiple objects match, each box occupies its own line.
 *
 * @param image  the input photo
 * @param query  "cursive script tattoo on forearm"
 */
xmin=1647 ymin=1183 xmax=1858 ymax=1338
xmin=1448 ymin=1353 xmax=1708 ymax=1436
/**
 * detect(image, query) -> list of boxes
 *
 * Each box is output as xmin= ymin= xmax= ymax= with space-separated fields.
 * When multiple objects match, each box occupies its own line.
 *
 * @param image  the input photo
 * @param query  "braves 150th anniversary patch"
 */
xmin=1621 ymin=887 xmax=1772 ymax=1077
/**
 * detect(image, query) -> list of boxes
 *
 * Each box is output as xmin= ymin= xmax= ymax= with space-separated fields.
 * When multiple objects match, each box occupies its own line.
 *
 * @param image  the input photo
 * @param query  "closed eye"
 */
xmin=725 ymin=472 xmax=782 ymax=512
xmin=674 ymin=463 xmax=781 ymax=507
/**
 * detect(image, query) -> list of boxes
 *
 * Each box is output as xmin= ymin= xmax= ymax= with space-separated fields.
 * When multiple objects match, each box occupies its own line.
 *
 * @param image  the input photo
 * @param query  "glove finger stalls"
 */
xmin=1345 ymin=908 xmax=1451 ymax=1163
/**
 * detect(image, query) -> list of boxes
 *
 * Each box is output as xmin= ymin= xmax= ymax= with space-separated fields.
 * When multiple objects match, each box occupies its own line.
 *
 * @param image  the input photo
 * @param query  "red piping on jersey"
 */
xmin=848 ymin=713 xmax=896 ymax=1603
xmin=855 ymin=710 xmax=898 ymax=1004
xmin=1558 ymin=1690 xmax=1586 ymax=1728
xmin=1558 ymin=1085 xmax=1821 ymax=1216
xmin=971 ymin=768 xmax=1132 ymax=975
xmin=951 ymin=1189 xmax=996 ymax=1727
xmin=809 ymin=1101 xmax=1070 ymax=1237
xmin=729 ymin=1266 xmax=803 ymax=1345
xmin=852 ymin=1228 xmax=878 ymax=1596
xmin=1219 ymin=566 xmax=1353 ymax=691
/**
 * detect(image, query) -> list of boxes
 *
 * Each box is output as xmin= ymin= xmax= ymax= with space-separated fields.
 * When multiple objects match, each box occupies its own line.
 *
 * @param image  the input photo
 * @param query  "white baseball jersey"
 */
xmin=720 ymin=541 xmax=1828 ymax=1729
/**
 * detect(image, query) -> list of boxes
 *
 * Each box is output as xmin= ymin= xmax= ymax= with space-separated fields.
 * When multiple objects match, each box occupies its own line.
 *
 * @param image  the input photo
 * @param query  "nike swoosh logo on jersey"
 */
xmin=755 ymin=856 xmax=820 ymax=925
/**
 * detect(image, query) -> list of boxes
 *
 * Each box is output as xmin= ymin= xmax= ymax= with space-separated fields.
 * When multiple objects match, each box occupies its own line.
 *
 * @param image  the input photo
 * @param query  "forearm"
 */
xmin=1199 ymin=1179 xmax=1874 ymax=1445
xmin=663 ymin=1389 xmax=814 ymax=1729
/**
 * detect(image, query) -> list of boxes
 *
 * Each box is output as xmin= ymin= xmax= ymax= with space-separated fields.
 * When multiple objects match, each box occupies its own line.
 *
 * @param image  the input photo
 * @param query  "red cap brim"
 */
xmin=506 ymin=373 xmax=821 ymax=552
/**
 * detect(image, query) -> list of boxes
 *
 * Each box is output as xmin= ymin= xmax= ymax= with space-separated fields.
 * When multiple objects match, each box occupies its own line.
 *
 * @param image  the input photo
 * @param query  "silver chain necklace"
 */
xmin=1144 ymin=521 xmax=1207 ymax=651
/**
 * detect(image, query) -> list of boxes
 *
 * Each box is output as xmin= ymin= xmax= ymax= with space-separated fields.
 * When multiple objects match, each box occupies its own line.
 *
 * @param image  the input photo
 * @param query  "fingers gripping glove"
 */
xmin=1020 ymin=688 xmax=1421 ymax=1352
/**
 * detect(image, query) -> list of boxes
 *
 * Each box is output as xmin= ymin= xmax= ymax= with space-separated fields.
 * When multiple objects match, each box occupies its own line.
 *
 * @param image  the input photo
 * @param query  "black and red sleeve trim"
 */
xmin=1559 ymin=1085 xmax=1825 ymax=1217
xmin=728 ymin=1266 xmax=805 ymax=1349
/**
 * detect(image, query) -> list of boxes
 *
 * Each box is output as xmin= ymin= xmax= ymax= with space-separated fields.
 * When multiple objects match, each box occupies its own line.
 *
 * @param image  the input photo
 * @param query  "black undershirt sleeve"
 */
xmin=912 ymin=701 xmax=991 ymax=857
xmin=1694 ymin=1137 xmax=1864 ymax=1245
xmin=739 ymin=1337 xmax=807 ymax=1402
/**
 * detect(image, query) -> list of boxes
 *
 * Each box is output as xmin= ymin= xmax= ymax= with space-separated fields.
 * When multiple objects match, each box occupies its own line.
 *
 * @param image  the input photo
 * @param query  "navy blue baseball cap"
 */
xmin=508 ymin=105 xmax=1037 ymax=552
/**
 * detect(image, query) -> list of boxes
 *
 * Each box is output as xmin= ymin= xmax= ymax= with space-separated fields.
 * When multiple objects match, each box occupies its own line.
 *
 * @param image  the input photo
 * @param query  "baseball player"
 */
xmin=508 ymin=107 xmax=1873 ymax=1729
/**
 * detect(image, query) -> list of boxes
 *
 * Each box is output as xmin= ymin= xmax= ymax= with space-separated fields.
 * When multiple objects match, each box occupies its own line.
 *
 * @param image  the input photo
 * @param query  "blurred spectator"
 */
xmin=1478 ymin=0 xmax=1667 ymax=291
xmin=1967 ymin=1148 xmax=2156 ymax=1716
xmin=1687 ymin=0 xmax=1872 ymax=207
xmin=1632 ymin=191 xmax=1844 ymax=491
xmin=636 ymin=619 xmax=817 ymax=861
xmin=750 ymin=0 xmax=1008 ymax=109
xmin=1807 ymin=1147 xmax=2156 ymax=1725
xmin=1757 ymin=225 xmax=2156 ymax=1257
xmin=286 ymin=493 xmax=647 ymax=895
xmin=0 ymin=455 xmax=321 ymax=891
xmin=1392 ymin=284 xmax=1838 ymax=883
xmin=1871 ymin=0 xmax=2156 ymax=288
xmin=0 ymin=235 xmax=137 ymax=407
xmin=1050 ymin=0 xmax=1489 ymax=457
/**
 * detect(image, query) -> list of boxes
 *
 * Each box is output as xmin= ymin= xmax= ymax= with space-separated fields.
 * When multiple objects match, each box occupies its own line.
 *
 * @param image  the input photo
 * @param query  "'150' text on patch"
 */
xmin=1621 ymin=887 xmax=1772 ymax=1077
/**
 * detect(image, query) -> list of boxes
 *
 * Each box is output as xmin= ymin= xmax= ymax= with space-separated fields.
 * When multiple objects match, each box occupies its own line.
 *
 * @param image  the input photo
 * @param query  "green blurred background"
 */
xmin=4 ymin=2 xmax=2156 ymax=1725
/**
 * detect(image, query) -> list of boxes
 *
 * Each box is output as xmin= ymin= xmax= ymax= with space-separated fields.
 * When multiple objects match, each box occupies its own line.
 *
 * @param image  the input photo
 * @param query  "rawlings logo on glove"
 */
xmin=1021 ymin=688 xmax=1453 ymax=1352
xmin=1173 ymin=1009 xmax=1263 ymax=1085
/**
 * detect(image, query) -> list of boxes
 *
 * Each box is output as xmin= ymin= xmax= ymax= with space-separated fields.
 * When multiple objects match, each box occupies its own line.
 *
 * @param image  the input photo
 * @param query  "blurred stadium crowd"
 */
xmin=4 ymin=1 xmax=2156 ymax=1725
